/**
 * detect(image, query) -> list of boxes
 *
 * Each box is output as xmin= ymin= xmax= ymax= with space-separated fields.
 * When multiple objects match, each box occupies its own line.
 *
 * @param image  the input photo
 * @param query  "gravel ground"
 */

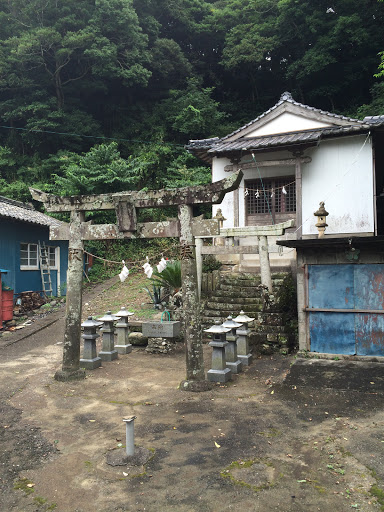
xmin=1 ymin=276 xmax=384 ymax=511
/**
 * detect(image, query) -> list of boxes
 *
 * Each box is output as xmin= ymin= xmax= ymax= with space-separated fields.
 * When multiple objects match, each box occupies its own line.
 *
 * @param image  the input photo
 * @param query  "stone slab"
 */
xmin=142 ymin=321 xmax=181 ymax=338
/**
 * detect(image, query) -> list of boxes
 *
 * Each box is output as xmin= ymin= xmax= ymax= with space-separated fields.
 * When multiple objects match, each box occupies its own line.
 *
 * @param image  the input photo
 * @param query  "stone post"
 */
xmin=205 ymin=321 xmax=232 ymax=383
xmin=222 ymin=316 xmax=243 ymax=374
xmin=55 ymin=210 xmax=86 ymax=381
xmin=258 ymin=235 xmax=273 ymax=293
xmin=233 ymin=310 xmax=254 ymax=366
xmin=179 ymin=205 xmax=208 ymax=391
xmin=80 ymin=316 xmax=103 ymax=370
xmin=195 ymin=237 xmax=203 ymax=300
xmin=114 ymin=307 xmax=134 ymax=354
xmin=98 ymin=311 xmax=119 ymax=361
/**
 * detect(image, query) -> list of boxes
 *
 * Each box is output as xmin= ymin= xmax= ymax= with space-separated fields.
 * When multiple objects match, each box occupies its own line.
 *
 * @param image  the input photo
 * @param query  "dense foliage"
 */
xmin=0 ymin=0 xmax=383 ymax=203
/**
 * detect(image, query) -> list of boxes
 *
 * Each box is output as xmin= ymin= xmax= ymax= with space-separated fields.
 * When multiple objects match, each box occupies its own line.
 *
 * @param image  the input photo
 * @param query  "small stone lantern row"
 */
xmin=80 ymin=307 xmax=134 ymax=368
xmin=205 ymin=310 xmax=255 ymax=383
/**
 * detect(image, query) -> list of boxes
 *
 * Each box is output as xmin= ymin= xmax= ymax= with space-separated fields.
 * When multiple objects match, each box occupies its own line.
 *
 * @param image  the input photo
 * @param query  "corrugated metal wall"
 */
xmin=0 ymin=219 xmax=68 ymax=296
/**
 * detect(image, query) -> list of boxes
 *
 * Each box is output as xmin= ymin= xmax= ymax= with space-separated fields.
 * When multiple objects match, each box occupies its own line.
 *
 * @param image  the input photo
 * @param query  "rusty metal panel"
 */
xmin=355 ymin=314 xmax=384 ymax=356
xmin=309 ymin=312 xmax=355 ymax=355
xmin=308 ymin=264 xmax=354 ymax=309
xmin=355 ymin=264 xmax=384 ymax=355
xmin=308 ymin=264 xmax=384 ymax=356
xmin=308 ymin=264 xmax=356 ymax=354
xmin=354 ymin=264 xmax=384 ymax=310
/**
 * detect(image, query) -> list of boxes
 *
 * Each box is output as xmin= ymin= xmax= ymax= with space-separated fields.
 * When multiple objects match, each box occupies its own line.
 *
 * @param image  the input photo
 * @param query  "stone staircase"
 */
xmin=202 ymin=271 xmax=297 ymax=354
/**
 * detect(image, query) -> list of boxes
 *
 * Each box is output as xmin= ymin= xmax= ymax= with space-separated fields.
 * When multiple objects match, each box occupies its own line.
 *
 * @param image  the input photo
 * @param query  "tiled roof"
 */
xmin=207 ymin=124 xmax=377 ymax=155
xmin=220 ymin=92 xmax=366 ymax=142
xmin=0 ymin=196 xmax=64 ymax=227
xmin=364 ymin=115 xmax=384 ymax=124
xmin=187 ymin=92 xmax=384 ymax=161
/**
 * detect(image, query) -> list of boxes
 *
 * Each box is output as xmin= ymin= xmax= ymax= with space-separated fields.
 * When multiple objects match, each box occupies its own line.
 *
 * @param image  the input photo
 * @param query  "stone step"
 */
xmin=207 ymin=296 xmax=263 ymax=305
xmin=257 ymin=312 xmax=285 ymax=326
xmin=204 ymin=303 xmax=262 ymax=314
xmin=211 ymin=290 xmax=264 ymax=300
xmin=254 ymin=324 xmax=288 ymax=334
xmin=212 ymin=288 xmax=265 ymax=299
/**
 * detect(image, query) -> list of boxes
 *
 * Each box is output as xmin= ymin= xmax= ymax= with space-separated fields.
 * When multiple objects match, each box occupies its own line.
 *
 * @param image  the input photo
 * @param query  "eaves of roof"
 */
xmin=0 ymin=196 xmax=65 ymax=228
xmin=207 ymin=124 xmax=377 ymax=155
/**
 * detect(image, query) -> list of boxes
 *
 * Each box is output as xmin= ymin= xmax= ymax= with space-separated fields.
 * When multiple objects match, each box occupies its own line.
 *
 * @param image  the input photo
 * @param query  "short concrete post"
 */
xmin=204 ymin=321 xmax=232 ymax=383
xmin=114 ymin=307 xmax=134 ymax=354
xmin=233 ymin=310 xmax=254 ymax=366
xmin=80 ymin=316 xmax=103 ymax=370
xmin=123 ymin=416 xmax=136 ymax=457
xmin=98 ymin=311 xmax=119 ymax=361
xmin=221 ymin=316 xmax=243 ymax=374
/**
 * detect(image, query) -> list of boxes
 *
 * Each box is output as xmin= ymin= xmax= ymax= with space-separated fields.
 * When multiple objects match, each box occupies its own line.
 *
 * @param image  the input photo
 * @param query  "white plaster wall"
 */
xmin=246 ymin=112 xmax=332 ymax=137
xmin=212 ymin=156 xmax=234 ymax=227
xmin=302 ymin=135 xmax=374 ymax=235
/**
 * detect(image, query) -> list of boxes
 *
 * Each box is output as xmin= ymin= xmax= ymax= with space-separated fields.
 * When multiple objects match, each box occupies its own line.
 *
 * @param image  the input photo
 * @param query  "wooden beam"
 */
xmin=224 ymin=157 xmax=311 ymax=172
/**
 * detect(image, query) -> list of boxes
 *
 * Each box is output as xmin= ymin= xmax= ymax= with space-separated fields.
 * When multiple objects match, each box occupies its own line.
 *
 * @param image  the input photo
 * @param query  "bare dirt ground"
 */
xmin=1 ymin=276 xmax=384 ymax=511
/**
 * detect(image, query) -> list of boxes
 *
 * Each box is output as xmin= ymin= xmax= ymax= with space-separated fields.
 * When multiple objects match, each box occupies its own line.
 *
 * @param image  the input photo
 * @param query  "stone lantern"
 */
xmin=213 ymin=208 xmax=226 ymax=246
xmin=314 ymin=201 xmax=329 ymax=238
xmin=204 ymin=321 xmax=232 ymax=383
xmin=80 ymin=316 xmax=103 ymax=370
xmin=114 ymin=307 xmax=134 ymax=354
xmin=98 ymin=311 xmax=120 ymax=361
xmin=233 ymin=310 xmax=254 ymax=366
xmin=221 ymin=316 xmax=243 ymax=374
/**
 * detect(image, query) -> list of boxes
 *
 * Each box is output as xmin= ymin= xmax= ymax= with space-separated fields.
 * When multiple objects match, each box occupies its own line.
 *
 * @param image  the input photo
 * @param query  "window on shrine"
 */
xmin=245 ymin=177 xmax=296 ymax=224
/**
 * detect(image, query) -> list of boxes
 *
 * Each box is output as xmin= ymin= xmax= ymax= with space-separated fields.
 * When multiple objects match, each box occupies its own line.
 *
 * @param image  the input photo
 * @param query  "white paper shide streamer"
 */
xmin=143 ymin=257 xmax=153 ymax=278
xmin=156 ymin=257 xmax=168 ymax=273
xmin=119 ymin=260 xmax=129 ymax=282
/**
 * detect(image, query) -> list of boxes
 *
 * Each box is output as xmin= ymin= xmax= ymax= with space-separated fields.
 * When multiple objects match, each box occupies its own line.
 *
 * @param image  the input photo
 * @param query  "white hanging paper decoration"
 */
xmin=244 ymin=188 xmax=249 ymax=196
xmin=270 ymin=188 xmax=274 ymax=198
xmin=255 ymin=189 xmax=260 ymax=198
xmin=156 ymin=257 xmax=168 ymax=273
xmin=119 ymin=260 xmax=129 ymax=282
xmin=143 ymin=260 xmax=153 ymax=279
xmin=282 ymin=186 xmax=287 ymax=195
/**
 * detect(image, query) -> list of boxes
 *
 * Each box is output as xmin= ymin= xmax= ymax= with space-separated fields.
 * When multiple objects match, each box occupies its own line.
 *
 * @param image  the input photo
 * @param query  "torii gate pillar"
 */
xmin=56 ymin=210 xmax=86 ymax=381
xmin=178 ymin=205 xmax=207 ymax=391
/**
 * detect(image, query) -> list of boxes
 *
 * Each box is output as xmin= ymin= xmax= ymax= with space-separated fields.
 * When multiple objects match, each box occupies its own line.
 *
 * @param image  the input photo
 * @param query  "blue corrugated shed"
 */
xmin=0 ymin=196 xmax=68 ymax=297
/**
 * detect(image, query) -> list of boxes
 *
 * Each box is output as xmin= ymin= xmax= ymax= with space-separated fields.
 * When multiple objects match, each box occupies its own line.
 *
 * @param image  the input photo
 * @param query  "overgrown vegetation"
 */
xmin=0 ymin=0 xmax=383 ymax=267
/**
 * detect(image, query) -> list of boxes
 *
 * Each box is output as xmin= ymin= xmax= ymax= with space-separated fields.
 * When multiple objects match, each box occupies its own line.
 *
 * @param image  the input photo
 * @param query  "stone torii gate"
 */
xmin=30 ymin=171 xmax=242 ymax=389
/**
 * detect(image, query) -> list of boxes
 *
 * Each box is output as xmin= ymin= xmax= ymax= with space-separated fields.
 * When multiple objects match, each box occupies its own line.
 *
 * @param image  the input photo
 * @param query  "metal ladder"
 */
xmin=38 ymin=242 xmax=53 ymax=297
